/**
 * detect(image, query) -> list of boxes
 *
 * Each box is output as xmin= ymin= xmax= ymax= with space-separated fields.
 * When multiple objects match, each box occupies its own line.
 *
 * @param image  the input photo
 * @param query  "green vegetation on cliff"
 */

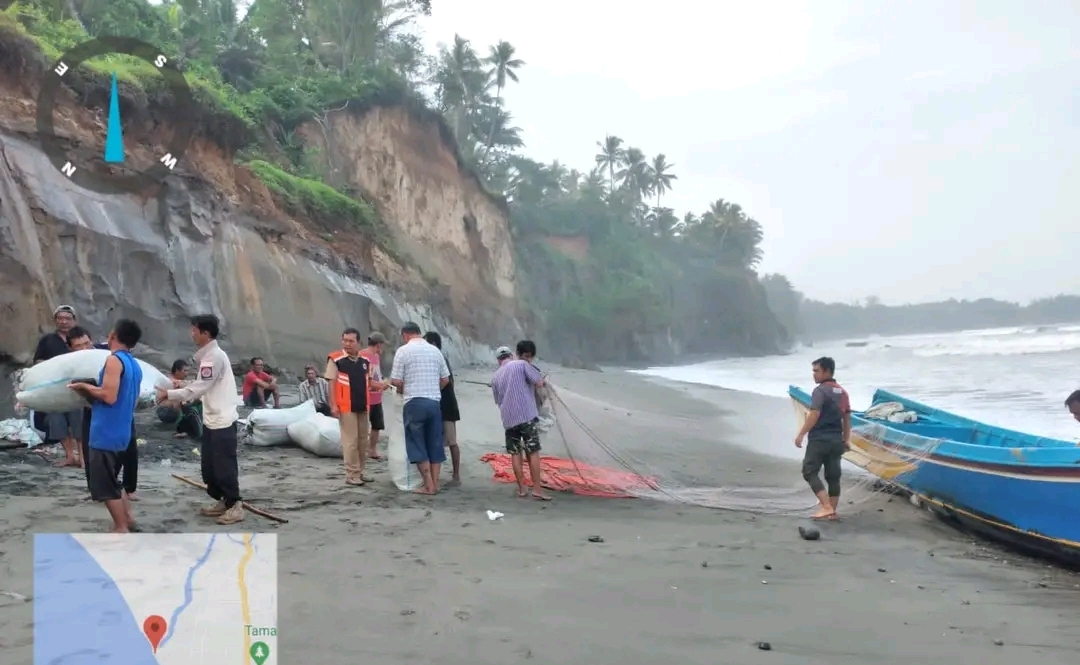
xmin=4 ymin=0 xmax=802 ymax=362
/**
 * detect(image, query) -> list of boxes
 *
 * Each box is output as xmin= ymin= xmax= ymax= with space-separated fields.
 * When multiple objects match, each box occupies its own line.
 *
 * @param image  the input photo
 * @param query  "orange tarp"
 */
xmin=479 ymin=453 xmax=659 ymax=498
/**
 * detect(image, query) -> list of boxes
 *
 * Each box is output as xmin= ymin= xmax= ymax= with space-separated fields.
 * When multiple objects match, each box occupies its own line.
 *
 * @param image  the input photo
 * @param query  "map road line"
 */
xmin=161 ymin=534 xmax=217 ymax=649
xmin=239 ymin=534 xmax=255 ymax=665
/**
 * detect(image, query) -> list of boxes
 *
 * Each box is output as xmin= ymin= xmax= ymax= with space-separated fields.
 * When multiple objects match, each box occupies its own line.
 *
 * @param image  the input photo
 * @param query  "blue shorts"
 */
xmin=403 ymin=398 xmax=446 ymax=464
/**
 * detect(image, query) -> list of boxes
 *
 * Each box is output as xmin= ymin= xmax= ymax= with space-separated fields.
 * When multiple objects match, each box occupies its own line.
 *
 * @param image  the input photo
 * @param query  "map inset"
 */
xmin=34 ymin=533 xmax=277 ymax=665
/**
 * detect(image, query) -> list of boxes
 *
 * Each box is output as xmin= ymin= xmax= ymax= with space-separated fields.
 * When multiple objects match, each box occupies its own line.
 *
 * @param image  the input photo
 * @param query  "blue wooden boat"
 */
xmin=790 ymin=386 xmax=1080 ymax=565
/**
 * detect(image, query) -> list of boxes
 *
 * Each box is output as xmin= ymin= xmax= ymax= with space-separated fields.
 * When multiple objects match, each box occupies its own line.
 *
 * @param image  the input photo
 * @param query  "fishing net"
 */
xmin=480 ymin=381 xmax=919 ymax=516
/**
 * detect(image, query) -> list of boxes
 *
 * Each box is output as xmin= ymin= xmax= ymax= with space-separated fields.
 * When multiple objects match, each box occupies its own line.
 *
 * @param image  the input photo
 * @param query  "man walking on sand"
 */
xmin=327 ymin=328 xmax=376 ymax=485
xmin=794 ymin=356 xmax=851 ymax=520
xmin=157 ymin=315 xmax=245 ymax=525
xmin=390 ymin=322 xmax=450 ymax=495
xmin=34 ymin=304 xmax=84 ymax=468
xmin=67 ymin=319 xmax=143 ymax=533
xmin=360 ymin=332 xmax=390 ymax=459
xmin=491 ymin=340 xmax=551 ymax=501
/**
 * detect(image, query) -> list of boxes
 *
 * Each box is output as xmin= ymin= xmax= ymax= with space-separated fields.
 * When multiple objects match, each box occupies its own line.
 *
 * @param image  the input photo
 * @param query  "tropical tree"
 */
xmin=646 ymin=153 xmax=676 ymax=207
xmin=594 ymin=135 xmax=623 ymax=192
xmin=483 ymin=40 xmax=524 ymax=151
xmin=617 ymin=147 xmax=650 ymax=201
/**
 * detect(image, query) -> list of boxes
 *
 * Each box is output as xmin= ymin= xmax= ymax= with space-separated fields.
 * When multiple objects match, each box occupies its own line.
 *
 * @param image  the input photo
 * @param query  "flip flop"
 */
xmin=532 ymin=493 xmax=552 ymax=501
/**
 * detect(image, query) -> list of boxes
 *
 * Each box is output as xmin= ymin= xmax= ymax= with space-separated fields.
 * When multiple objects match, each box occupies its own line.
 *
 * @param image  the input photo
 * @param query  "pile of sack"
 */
xmin=242 ymin=401 xmax=342 ymax=457
xmin=242 ymin=399 xmax=419 ymax=492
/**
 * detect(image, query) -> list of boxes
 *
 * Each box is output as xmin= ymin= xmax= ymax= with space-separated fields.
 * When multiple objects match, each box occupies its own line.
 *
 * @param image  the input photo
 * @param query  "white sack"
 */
xmin=15 ymin=349 xmax=172 ymax=413
xmin=385 ymin=398 xmax=423 ymax=491
xmin=0 ymin=418 xmax=43 ymax=447
xmin=245 ymin=400 xmax=316 ymax=447
xmin=286 ymin=413 xmax=342 ymax=457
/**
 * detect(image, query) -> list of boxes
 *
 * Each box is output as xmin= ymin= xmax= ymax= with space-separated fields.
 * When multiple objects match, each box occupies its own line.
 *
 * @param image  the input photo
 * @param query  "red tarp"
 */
xmin=479 ymin=453 xmax=659 ymax=498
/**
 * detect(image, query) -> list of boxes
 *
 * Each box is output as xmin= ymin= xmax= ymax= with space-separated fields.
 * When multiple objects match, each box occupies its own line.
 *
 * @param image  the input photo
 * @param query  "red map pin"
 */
xmin=143 ymin=615 xmax=167 ymax=653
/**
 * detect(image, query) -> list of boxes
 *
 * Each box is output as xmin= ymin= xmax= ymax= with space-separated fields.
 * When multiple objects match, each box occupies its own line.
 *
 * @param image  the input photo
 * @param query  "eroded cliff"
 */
xmin=0 ymin=26 xmax=524 ymax=369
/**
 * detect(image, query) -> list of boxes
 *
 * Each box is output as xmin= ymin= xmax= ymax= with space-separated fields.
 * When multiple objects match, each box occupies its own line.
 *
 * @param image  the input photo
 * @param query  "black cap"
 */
xmin=400 ymin=321 xmax=422 ymax=335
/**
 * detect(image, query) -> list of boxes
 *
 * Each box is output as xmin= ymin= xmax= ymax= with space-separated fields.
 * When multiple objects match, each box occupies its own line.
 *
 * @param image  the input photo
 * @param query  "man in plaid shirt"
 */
xmin=389 ymin=322 xmax=450 ymax=494
xmin=298 ymin=365 xmax=332 ymax=416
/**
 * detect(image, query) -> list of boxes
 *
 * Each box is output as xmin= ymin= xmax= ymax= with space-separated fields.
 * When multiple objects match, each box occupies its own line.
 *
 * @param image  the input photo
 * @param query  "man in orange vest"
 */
xmin=326 ymin=328 xmax=376 ymax=485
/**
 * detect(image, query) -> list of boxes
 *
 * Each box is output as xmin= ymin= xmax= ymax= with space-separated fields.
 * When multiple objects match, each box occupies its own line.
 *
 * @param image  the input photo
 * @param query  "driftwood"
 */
xmin=171 ymin=474 xmax=289 ymax=524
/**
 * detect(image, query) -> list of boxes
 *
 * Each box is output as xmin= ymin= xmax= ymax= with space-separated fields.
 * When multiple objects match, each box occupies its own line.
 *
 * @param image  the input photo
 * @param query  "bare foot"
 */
xmin=127 ymin=493 xmax=141 ymax=502
xmin=109 ymin=526 xmax=130 ymax=533
xmin=53 ymin=459 xmax=78 ymax=468
xmin=516 ymin=488 xmax=528 ymax=498
xmin=174 ymin=433 xmax=187 ymax=438
xmin=532 ymin=492 xmax=552 ymax=501
xmin=368 ymin=452 xmax=383 ymax=460
xmin=811 ymin=508 xmax=836 ymax=520
xmin=444 ymin=478 xmax=461 ymax=488
xmin=415 ymin=487 xmax=436 ymax=495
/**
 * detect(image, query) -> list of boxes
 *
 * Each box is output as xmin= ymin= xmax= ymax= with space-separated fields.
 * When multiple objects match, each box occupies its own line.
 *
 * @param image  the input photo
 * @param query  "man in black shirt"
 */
xmin=32 ymin=305 xmax=84 ymax=468
xmin=794 ymin=356 xmax=851 ymax=520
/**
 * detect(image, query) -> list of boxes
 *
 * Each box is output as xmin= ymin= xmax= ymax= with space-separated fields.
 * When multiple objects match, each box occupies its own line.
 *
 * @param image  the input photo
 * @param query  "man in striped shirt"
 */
xmin=490 ymin=340 xmax=550 ymax=500
xmin=298 ymin=365 xmax=332 ymax=416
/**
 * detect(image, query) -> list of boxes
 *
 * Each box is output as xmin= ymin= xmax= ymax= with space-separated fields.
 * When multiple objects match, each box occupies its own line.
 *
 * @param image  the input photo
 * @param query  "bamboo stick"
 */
xmin=171 ymin=473 xmax=289 ymax=524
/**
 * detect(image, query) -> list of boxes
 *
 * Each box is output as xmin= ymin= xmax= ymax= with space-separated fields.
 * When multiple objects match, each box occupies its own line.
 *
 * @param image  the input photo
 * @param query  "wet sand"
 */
xmin=1 ymin=367 xmax=1079 ymax=664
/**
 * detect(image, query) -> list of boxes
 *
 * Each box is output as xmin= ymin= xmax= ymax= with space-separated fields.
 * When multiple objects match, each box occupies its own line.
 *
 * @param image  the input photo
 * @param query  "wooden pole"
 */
xmin=171 ymin=473 xmax=289 ymax=524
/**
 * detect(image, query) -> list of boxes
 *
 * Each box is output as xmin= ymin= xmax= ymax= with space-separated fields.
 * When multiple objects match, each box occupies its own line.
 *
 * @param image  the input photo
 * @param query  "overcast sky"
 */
xmin=419 ymin=0 xmax=1080 ymax=305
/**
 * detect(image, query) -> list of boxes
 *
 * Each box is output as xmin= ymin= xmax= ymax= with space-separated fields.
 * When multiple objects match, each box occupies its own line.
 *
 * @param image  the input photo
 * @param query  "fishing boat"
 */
xmin=790 ymin=386 xmax=1080 ymax=565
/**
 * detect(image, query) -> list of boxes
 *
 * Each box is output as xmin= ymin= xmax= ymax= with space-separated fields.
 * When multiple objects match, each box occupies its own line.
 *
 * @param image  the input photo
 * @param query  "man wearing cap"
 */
xmin=389 ymin=322 xmax=451 ymax=494
xmin=495 ymin=346 xmax=514 ymax=366
xmin=33 ymin=305 xmax=84 ymax=468
xmin=360 ymin=332 xmax=390 ymax=459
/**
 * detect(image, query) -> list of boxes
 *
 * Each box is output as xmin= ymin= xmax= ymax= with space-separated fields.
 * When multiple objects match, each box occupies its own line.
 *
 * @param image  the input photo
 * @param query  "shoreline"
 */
xmin=2 ymin=367 xmax=1079 ymax=663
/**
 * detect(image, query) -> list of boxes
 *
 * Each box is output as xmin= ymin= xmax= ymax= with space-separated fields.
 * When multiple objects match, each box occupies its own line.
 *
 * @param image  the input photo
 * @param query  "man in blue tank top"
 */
xmin=68 ymin=319 xmax=143 ymax=533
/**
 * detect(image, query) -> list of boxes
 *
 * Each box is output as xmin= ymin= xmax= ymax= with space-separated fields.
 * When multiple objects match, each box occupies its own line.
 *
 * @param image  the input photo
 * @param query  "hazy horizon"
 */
xmin=420 ymin=1 xmax=1080 ymax=306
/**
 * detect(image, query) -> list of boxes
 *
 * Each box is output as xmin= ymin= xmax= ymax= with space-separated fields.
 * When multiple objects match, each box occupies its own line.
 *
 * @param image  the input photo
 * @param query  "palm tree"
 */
xmin=483 ymin=40 xmax=524 ymax=151
xmin=646 ymin=154 xmax=676 ymax=207
xmin=433 ymin=35 xmax=486 ymax=143
xmin=617 ymin=147 xmax=650 ymax=201
xmin=595 ymin=135 xmax=624 ymax=192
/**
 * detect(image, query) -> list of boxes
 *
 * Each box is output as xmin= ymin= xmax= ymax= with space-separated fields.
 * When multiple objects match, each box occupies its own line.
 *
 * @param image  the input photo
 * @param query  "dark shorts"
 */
xmin=802 ymin=438 xmax=845 ymax=488
xmin=244 ymin=388 xmax=273 ymax=407
xmin=369 ymin=402 xmax=385 ymax=430
xmin=42 ymin=410 xmax=82 ymax=443
xmin=87 ymin=448 xmax=123 ymax=502
xmin=403 ymin=398 xmax=446 ymax=464
xmin=505 ymin=418 xmax=541 ymax=456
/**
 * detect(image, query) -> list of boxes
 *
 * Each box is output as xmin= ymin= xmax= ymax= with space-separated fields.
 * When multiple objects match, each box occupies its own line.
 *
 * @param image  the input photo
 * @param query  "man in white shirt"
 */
xmin=155 ymin=314 xmax=244 ymax=525
xmin=389 ymin=321 xmax=450 ymax=495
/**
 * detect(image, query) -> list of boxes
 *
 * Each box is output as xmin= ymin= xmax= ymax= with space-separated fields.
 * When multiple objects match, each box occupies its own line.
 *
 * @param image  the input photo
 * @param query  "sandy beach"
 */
xmin=1 ymin=366 xmax=1079 ymax=664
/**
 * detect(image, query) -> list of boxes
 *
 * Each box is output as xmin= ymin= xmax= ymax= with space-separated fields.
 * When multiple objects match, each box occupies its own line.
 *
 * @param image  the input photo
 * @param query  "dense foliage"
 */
xmin=3 ymin=0 xmax=796 ymax=361
xmin=797 ymin=294 xmax=1080 ymax=340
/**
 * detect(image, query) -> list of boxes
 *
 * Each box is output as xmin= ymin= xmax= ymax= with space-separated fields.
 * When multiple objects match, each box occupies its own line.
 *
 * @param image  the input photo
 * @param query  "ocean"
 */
xmin=633 ymin=323 xmax=1080 ymax=442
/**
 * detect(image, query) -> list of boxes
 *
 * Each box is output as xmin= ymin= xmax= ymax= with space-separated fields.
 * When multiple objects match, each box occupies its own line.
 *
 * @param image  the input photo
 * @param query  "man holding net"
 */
xmin=794 ymin=356 xmax=851 ymax=520
xmin=491 ymin=340 xmax=551 ymax=501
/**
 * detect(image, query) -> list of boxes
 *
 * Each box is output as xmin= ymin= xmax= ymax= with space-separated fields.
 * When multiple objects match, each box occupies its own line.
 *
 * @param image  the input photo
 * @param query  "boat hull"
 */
xmin=790 ymin=387 xmax=1080 ymax=567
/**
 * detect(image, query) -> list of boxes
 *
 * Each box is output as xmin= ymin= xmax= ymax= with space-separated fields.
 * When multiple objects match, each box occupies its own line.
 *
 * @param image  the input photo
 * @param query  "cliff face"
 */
xmin=295 ymin=106 xmax=519 ymax=341
xmin=0 ymin=32 xmax=523 ymax=370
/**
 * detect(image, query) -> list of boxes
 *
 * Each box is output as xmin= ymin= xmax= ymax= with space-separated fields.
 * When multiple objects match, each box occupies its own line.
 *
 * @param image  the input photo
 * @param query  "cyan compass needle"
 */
xmin=104 ymin=72 xmax=124 ymax=163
